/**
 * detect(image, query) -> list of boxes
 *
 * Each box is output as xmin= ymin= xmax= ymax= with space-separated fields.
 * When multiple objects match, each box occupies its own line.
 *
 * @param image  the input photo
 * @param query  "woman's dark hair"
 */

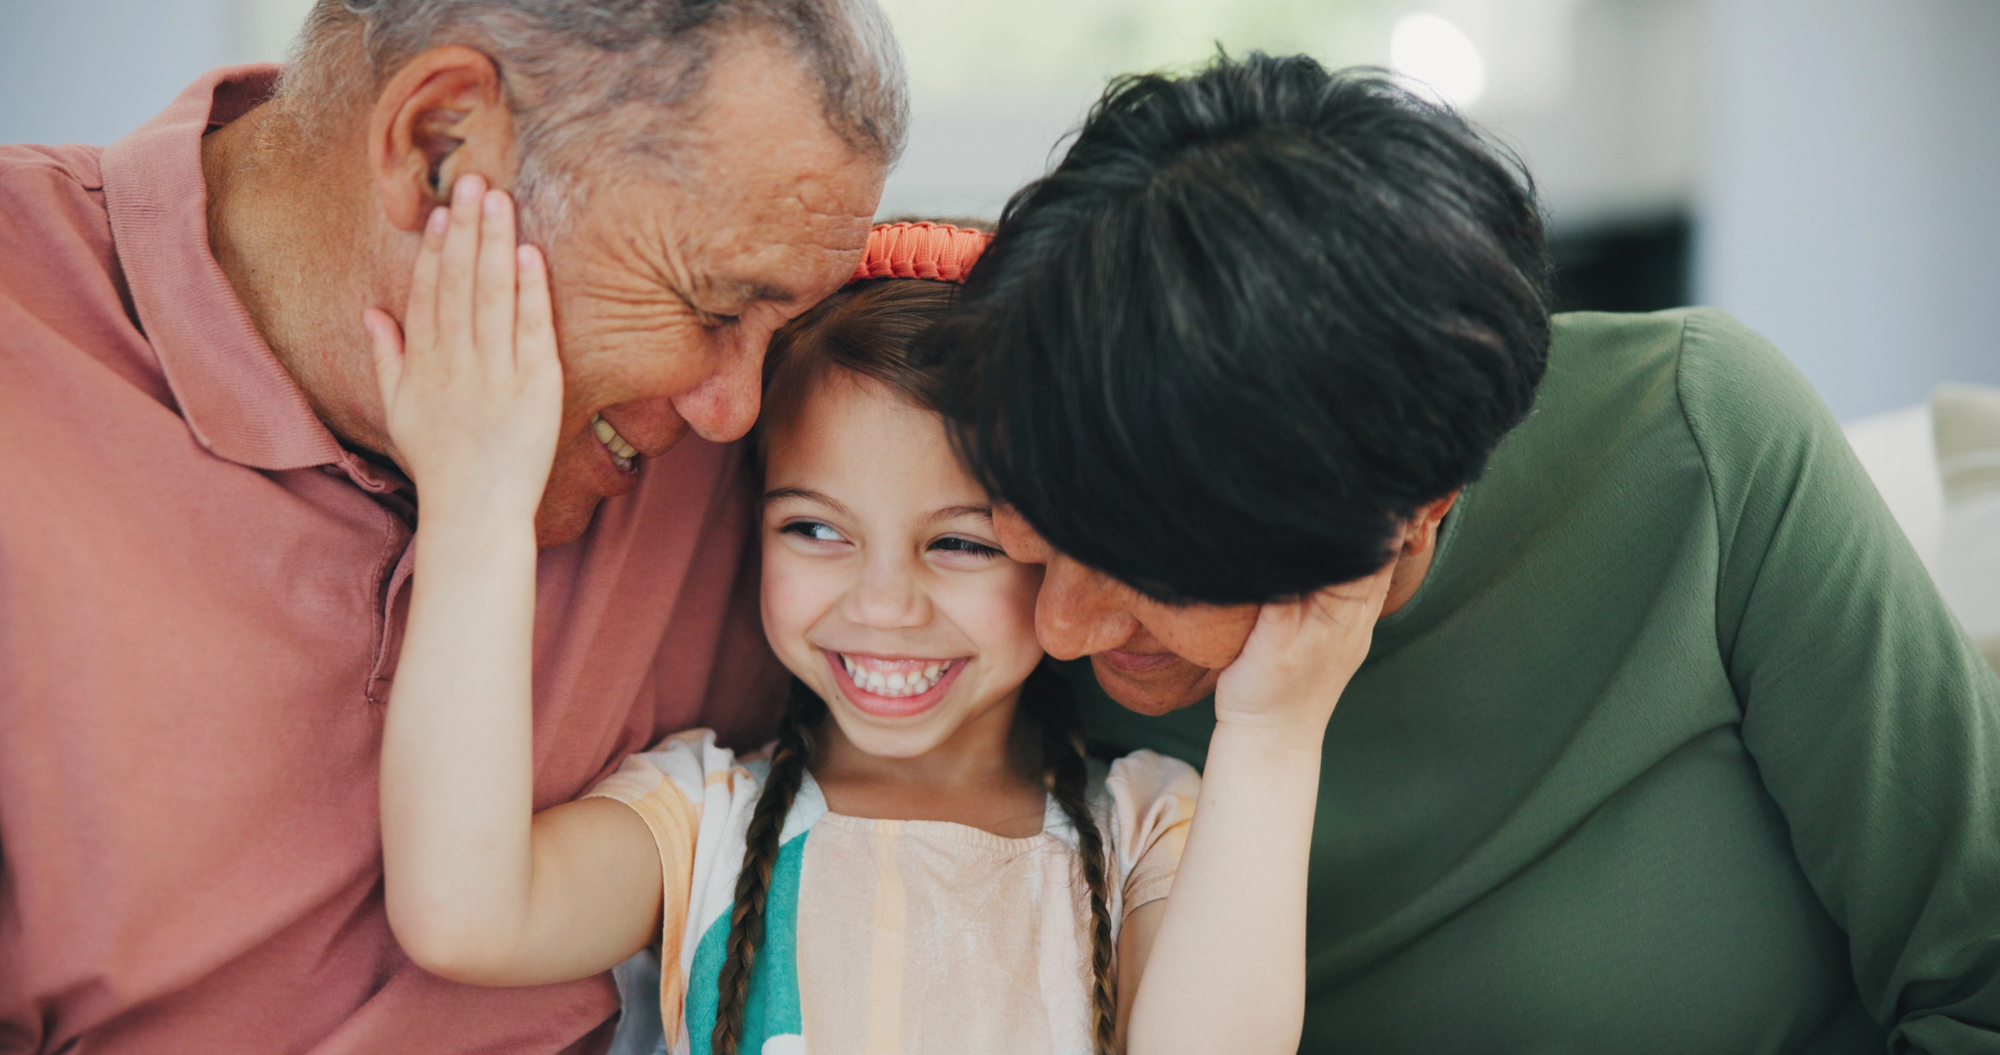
xmin=931 ymin=54 xmax=1553 ymax=605
xmin=714 ymin=270 xmax=1118 ymax=1055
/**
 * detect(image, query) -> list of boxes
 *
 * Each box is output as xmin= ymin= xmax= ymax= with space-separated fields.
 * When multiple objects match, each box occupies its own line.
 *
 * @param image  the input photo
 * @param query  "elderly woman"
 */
xmin=933 ymin=55 xmax=2000 ymax=1052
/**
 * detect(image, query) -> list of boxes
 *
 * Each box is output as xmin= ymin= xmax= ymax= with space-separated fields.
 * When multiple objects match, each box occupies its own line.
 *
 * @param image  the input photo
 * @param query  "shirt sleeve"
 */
xmin=1677 ymin=309 xmax=2000 ymax=1050
xmin=1103 ymin=750 xmax=1201 ymax=918
xmin=585 ymin=729 xmax=765 ymax=1050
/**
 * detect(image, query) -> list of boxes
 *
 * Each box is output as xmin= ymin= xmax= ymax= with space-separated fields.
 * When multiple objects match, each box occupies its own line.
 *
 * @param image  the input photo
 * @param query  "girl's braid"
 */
xmin=1025 ymin=665 xmax=1118 ymax=1055
xmin=712 ymin=679 xmax=825 ymax=1055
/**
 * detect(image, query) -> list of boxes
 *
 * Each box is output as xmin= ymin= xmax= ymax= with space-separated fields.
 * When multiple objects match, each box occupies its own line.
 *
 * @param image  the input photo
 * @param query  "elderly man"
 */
xmin=0 ymin=1 xmax=900 ymax=1051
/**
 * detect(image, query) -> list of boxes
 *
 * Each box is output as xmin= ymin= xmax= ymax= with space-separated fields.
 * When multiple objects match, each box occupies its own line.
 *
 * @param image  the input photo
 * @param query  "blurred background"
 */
xmin=2 ymin=0 xmax=1994 ymax=422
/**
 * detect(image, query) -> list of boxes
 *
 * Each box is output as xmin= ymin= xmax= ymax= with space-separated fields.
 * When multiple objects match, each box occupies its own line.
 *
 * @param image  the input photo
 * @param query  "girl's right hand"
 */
xmin=364 ymin=174 xmax=563 ymax=523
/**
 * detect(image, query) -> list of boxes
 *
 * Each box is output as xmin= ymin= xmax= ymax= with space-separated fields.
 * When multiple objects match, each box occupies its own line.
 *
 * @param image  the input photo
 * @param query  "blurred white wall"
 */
xmin=877 ymin=0 xmax=1710 ymax=233
xmin=1485 ymin=0 xmax=1704 ymax=231
xmin=1696 ymin=0 xmax=2000 ymax=421
xmin=0 ymin=0 xmax=310 ymax=145
xmin=3 ymin=0 xmax=228 ymax=146
xmin=873 ymin=0 xmax=1392 ymax=220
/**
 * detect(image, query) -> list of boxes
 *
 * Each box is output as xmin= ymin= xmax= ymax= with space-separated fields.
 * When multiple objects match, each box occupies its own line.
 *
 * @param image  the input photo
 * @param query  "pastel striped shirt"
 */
xmin=586 ymin=729 xmax=1199 ymax=1055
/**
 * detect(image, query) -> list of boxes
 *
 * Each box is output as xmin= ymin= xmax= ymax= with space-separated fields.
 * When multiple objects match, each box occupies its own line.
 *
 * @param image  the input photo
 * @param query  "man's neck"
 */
xmin=202 ymin=102 xmax=397 ymax=459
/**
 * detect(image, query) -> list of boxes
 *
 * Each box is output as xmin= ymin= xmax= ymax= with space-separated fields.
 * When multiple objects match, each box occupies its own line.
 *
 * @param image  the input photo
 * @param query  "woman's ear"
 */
xmin=1402 ymin=490 xmax=1461 ymax=558
xmin=369 ymin=45 xmax=521 ymax=232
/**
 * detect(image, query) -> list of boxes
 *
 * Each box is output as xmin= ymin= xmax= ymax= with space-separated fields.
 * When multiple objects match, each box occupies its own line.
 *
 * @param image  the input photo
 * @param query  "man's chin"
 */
xmin=1089 ymin=653 xmax=1221 ymax=716
xmin=533 ymin=492 xmax=605 ymax=550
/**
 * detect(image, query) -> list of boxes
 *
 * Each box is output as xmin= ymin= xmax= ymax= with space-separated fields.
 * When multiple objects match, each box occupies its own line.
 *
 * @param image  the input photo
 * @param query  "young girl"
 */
xmin=370 ymin=186 xmax=1392 ymax=1055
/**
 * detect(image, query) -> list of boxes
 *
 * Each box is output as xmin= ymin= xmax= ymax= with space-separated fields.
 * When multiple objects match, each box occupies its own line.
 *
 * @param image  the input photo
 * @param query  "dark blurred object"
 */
xmin=1548 ymin=214 xmax=1691 ymax=313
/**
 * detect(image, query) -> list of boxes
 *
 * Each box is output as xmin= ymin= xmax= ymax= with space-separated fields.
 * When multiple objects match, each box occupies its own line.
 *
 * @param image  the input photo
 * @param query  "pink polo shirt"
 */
xmin=0 ymin=66 xmax=784 ymax=1054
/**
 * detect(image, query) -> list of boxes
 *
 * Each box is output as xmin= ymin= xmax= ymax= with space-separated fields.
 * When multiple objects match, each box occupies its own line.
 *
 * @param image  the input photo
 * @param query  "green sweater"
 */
xmin=1068 ymin=310 xmax=2000 ymax=1053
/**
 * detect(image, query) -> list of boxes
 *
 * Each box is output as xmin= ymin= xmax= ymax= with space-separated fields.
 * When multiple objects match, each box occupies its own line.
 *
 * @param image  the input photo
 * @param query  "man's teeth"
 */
xmin=591 ymin=413 xmax=639 ymax=471
xmin=840 ymin=655 xmax=952 ymax=698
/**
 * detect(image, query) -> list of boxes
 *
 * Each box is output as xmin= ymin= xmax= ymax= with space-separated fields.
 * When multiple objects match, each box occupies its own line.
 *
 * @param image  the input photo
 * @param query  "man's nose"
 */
xmin=1035 ymin=557 xmax=1137 ymax=660
xmin=671 ymin=332 xmax=765 ymax=442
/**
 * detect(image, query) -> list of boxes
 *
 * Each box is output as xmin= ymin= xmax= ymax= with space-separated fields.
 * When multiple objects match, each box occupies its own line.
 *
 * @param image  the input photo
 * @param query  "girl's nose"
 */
xmin=845 ymin=555 xmax=932 ymax=630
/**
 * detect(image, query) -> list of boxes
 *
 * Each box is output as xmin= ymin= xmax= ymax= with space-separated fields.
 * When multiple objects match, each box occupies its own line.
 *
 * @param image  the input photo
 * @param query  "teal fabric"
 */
xmin=1065 ymin=309 xmax=2000 ymax=1053
xmin=685 ymin=830 xmax=808 ymax=1055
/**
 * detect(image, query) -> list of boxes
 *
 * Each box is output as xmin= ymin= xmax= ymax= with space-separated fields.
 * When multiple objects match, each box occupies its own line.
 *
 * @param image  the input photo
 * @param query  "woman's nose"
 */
xmin=1034 ymin=556 xmax=1138 ymax=660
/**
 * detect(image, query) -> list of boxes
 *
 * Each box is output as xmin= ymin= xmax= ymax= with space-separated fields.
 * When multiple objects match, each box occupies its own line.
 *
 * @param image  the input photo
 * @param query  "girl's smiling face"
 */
xmin=760 ymin=370 xmax=1045 ymax=759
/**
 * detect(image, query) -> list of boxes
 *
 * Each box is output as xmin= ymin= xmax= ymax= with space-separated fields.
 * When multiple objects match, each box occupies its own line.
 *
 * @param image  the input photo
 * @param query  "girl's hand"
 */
xmin=1211 ymin=556 xmax=1398 ymax=738
xmin=1126 ymin=549 xmax=1399 ymax=1054
xmin=364 ymin=175 xmax=562 ymax=523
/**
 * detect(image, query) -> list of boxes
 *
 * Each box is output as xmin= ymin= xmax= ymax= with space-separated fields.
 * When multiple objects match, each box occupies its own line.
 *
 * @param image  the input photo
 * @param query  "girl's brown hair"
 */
xmin=712 ymin=277 xmax=1119 ymax=1055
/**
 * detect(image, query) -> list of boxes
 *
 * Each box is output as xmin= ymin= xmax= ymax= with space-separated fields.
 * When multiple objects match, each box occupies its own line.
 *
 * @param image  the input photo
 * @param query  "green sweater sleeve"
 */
xmin=1677 ymin=309 xmax=2000 ymax=1051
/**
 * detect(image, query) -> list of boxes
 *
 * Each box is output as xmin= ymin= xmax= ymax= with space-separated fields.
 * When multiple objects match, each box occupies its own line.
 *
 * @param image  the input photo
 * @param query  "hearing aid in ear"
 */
xmin=414 ymin=110 xmax=466 ymax=204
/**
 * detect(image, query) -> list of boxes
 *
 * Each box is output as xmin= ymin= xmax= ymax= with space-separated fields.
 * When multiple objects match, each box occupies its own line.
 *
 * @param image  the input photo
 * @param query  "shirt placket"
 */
xmin=321 ymin=451 xmax=417 ymax=706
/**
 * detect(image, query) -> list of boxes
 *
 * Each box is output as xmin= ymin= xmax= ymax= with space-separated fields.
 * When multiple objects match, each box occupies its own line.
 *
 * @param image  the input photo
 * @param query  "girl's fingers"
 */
xmin=515 ymin=244 xmax=560 ymax=380
xmin=474 ymin=188 xmax=519 ymax=370
xmin=403 ymin=205 xmax=449 ymax=362
xmin=1301 ymin=561 xmax=1395 ymax=642
xmin=363 ymin=308 xmax=407 ymax=410
xmin=433 ymin=174 xmax=488 ymax=364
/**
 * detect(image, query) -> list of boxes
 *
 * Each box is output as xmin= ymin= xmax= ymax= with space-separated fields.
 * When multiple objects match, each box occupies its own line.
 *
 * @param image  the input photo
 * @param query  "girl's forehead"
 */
xmin=763 ymin=374 xmax=986 ymax=508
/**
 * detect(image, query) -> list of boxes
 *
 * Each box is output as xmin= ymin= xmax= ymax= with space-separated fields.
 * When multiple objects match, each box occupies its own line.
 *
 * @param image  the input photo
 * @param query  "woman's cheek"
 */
xmin=1138 ymin=598 xmax=1261 ymax=670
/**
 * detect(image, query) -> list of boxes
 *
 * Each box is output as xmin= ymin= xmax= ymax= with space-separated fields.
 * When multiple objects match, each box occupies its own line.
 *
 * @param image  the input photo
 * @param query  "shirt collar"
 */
xmin=99 ymin=64 xmax=346 ymax=473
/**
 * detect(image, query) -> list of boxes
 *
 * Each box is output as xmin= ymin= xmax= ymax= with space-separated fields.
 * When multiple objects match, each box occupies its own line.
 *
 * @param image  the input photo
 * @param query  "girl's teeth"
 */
xmin=841 ymin=655 xmax=953 ymax=698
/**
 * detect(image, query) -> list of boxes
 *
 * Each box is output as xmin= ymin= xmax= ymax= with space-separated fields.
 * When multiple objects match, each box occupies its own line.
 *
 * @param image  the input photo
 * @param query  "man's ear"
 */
xmin=369 ymin=45 xmax=520 ymax=232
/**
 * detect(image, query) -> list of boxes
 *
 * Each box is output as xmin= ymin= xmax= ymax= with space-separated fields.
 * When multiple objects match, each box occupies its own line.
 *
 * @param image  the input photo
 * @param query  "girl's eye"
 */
xmin=930 ymin=536 xmax=1003 ymax=559
xmin=780 ymin=521 xmax=843 ymax=543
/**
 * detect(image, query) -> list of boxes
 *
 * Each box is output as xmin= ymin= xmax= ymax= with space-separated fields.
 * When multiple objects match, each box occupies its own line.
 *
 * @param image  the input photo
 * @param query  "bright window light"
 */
xmin=1390 ymin=12 xmax=1488 ymax=107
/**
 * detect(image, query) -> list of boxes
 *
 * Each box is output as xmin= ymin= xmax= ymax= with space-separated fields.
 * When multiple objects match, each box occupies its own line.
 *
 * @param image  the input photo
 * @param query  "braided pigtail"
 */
xmin=712 ymin=679 xmax=825 ymax=1055
xmin=1024 ymin=665 xmax=1118 ymax=1055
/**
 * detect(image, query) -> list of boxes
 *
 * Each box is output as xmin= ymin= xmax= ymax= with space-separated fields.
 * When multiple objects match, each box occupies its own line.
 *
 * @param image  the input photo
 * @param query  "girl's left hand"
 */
xmin=364 ymin=174 xmax=563 ymax=523
xmin=1211 ymin=557 xmax=1397 ymax=738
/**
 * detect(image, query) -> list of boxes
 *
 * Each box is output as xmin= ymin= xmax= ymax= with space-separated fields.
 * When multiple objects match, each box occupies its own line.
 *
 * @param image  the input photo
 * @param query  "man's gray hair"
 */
xmin=280 ymin=0 xmax=907 ymax=236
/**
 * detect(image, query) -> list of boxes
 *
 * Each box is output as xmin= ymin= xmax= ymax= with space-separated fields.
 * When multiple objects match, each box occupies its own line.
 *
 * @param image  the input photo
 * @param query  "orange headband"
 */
xmin=849 ymin=221 xmax=992 ymax=284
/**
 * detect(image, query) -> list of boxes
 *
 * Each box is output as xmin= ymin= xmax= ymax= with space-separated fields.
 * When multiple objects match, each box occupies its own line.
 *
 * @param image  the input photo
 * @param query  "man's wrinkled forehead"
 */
xmin=678 ymin=144 xmax=879 ymax=279
xmin=665 ymin=186 xmax=873 ymax=317
xmin=675 ymin=116 xmax=881 ymax=236
xmin=662 ymin=32 xmax=882 ymax=190
xmin=554 ymin=128 xmax=876 ymax=298
xmin=553 ymin=37 xmax=880 ymax=299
